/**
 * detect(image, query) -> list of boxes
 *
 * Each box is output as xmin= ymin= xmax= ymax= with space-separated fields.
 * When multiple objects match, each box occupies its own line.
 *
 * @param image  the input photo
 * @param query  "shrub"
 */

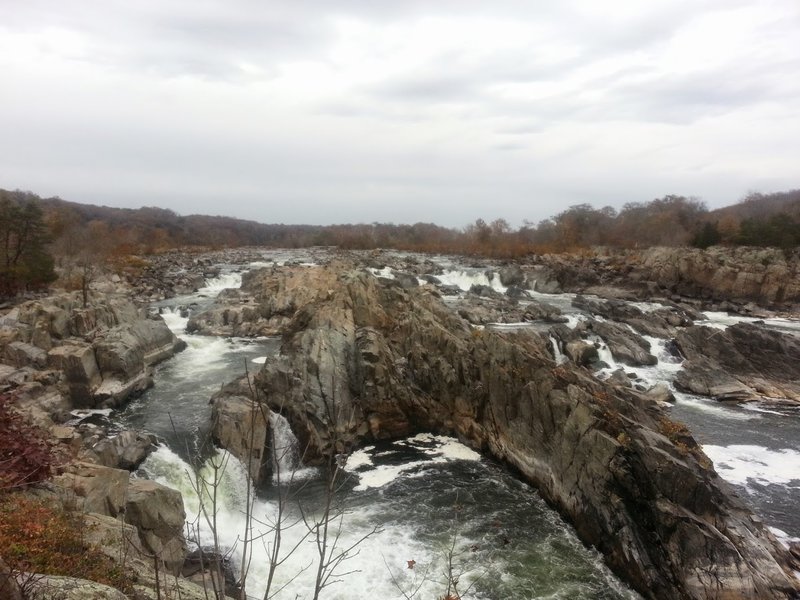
xmin=0 ymin=494 xmax=134 ymax=593
xmin=0 ymin=394 xmax=60 ymax=491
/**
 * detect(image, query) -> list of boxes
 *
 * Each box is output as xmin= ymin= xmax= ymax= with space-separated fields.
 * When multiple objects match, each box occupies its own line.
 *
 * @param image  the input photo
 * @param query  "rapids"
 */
xmin=121 ymin=252 xmax=799 ymax=597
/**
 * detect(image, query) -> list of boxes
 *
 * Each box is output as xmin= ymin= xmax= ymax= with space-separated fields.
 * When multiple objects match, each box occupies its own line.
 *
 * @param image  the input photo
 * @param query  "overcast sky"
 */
xmin=0 ymin=1 xmax=798 ymax=228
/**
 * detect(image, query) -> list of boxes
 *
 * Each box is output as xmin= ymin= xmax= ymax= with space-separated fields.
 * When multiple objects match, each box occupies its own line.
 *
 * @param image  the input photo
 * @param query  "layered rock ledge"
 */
xmin=231 ymin=259 xmax=799 ymax=600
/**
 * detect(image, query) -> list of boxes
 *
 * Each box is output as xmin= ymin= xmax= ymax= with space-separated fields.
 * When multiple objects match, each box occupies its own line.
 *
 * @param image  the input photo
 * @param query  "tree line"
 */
xmin=0 ymin=187 xmax=798 ymax=299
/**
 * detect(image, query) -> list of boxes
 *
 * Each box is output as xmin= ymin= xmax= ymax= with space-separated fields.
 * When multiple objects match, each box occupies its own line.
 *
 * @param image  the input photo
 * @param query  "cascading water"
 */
xmin=119 ymin=252 xmax=800 ymax=597
xmin=123 ymin=257 xmax=642 ymax=599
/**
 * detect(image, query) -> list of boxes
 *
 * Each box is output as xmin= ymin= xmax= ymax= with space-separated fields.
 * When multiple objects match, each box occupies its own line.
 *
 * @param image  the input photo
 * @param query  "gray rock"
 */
xmin=499 ymin=265 xmax=525 ymax=287
xmin=89 ymin=430 xmax=158 ymax=471
xmin=5 ymin=341 xmax=48 ymax=368
xmin=51 ymin=462 xmax=129 ymax=517
xmin=211 ymin=392 xmax=270 ymax=482
xmin=251 ymin=260 xmax=799 ymax=599
xmin=22 ymin=574 xmax=128 ymax=600
xmin=125 ymin=479 xmax=187 ymax=575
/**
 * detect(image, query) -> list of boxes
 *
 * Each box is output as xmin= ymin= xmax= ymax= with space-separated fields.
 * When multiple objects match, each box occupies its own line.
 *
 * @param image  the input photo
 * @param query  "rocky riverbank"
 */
xmin=2 ymin=244 xmax=799 ymax=599
xmin=0 ymin=284 xmax=231 ymax=599
xmin=527 ymin=245 xmax=800 ymax=313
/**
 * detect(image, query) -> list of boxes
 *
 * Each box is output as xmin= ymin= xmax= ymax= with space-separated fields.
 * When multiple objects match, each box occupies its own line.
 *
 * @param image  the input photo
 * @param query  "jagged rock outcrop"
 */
xmin=87 ymin=429 xmax=158 ymax=471
xmin=0 ymin=292 xmax=184 ymax=411
xmin=674 ymin=323 xmax=800 ymax=403
xmin=50 ymin=462 xmax=130 ymax=516
xmin=572 ymin=295 xmax=697 ymax=338
xmin=528 ymin=246 xmax=800 ymax=309
xmin=579 ymin=319 xmax=658 ymax=367
xmin=125 ymin=479 xmax=187 ymax=575
xmin=211 ymin=385 xmax=270 ymax=482
xmin=248 ymin=261 xmax=798 ymax=600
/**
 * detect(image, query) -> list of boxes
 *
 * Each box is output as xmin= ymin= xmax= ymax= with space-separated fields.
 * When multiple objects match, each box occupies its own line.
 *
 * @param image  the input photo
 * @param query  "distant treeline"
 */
xmin=0 ymin=187 xmax=798 ymax=290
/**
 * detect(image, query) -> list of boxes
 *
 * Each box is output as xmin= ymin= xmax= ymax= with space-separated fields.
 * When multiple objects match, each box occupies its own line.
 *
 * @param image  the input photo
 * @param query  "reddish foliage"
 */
xmin=0 ymin=394 xmax=58 ymax=491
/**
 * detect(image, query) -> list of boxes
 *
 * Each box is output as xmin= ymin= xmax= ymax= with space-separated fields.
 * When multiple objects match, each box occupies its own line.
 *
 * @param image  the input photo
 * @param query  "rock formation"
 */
xmin=528 ymin=246 xmax=800 ymax=310
xmin=674 ymin=323 xmax=800 ymax=403
xmin=0 ymin=292 xmax=184 ymax=413
xmin=242 ymin=260 xmax=799 ymax=600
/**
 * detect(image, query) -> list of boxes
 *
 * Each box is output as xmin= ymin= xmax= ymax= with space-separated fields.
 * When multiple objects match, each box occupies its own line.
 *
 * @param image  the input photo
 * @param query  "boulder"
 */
xmin=125 ymin=479 xmax=187 ymax=575
xmin=210 ymin=392 xmax=270 ymax=482
xmin=564 ymin=340 xmax=599 ymax=367
xmin=48 ymin=342 xmax=102 ymax=406
xmin=498 ymin=265 xmax=525 ymax=287
xmin=5 ymin=341 xmax=48 ymax=369
xmin=390 ymin=270 xmax=419 ymax=289
xmin=94 ymin=318 xmax=182 ymax=380
xmin=89 ymin=430 xmax=158 ymax=471
xmin=582 ymin=319 xmax=657 ymax=367
xmin=22 ymin=575 xmax=128 ymax=600
xmin=674 ymin=324 xmax=800 ymax=403
xmin=51 ymin=462 xmax=129 ymax=517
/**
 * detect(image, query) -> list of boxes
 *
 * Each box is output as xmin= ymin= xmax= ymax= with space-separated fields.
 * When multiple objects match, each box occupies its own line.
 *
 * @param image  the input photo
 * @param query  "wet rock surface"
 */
xmin=236 ymin=259 xmax=800 ymax=600
xmin=674 ymin=323 xmax=800 ymax=402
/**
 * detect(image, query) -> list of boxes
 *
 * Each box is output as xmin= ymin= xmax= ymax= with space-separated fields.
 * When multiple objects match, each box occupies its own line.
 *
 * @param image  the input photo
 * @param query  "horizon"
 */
xmin=1 ymin=1 xmax=798 ymax=228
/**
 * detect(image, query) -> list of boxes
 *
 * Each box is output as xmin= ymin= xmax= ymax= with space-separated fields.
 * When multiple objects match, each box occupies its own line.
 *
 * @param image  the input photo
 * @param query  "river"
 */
xmin=121 ymin=251 xmax=798 ymax=598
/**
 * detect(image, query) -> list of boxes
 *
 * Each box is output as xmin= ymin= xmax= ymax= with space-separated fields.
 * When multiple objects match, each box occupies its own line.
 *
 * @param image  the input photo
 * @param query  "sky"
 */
xmin=0 ymin=1 xmax=798 ymax=228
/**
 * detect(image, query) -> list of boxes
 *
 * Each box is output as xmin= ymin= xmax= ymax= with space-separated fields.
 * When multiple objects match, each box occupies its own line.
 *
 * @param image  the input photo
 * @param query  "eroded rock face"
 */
xmin=211 ymin=388 xmax=270 ymax=482
xmin=125 ymin=479 xmax=187 ymax=575
xmin=674 ymin=323 xmax=800 ymax=403
xmin=529 ymin=247 xmax=800 ymax=309
xmin=1 ymin=293 xmax=184 ymax=411
xmin=249 ymin=261 xmax=798 ymax=600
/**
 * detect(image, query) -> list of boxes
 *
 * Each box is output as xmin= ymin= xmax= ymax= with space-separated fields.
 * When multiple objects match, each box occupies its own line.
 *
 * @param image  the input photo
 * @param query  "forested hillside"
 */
xmin=0 ymin=186 xmax=798 ymax=299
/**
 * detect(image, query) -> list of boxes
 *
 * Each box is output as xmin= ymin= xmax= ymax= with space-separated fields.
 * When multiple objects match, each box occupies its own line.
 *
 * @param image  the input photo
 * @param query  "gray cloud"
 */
xmin=0 ymin=0 xmax=797 ymax=227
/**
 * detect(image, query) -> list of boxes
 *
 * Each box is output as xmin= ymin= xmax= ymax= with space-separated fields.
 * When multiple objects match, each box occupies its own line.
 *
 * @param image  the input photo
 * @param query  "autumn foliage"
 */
xmin=0 ymin=494 xmax=134 ymax=593
xmin=0 ymin=393 xmax=59 ymax=492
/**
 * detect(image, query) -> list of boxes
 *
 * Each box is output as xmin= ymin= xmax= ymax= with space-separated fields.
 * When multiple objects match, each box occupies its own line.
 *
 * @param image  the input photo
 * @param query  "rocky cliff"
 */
xmin=530 ymin=246 xmax=800 ymax=310
xmin=0 ymin=291 xmax=185 ymax=417
xmin=243 ymin=260 xmax=799 ymax=600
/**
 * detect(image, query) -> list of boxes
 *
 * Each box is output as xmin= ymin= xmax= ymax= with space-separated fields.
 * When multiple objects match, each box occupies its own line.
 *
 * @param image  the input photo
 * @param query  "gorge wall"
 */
xmin=531 ymin=246 xmax=800 ymax=309
xmin=220 ymin=260 xmax=800 ymax=600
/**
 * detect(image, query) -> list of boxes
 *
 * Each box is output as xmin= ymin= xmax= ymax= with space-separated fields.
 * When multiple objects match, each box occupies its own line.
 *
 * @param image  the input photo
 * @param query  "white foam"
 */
xmin=673 ymin=393 xmax=756 ymax=421
xmin=160 ymin=307 xmax=189 ymax=334
xmin=769 ymin=526 xmax=800 ymax=548
xmin=702 ymin=444 xmax=800 ymax=488
xmin=139 ymin=445 xmax=460 ymax=600
xmin=200 ymin=272 xmax=243 ymax=294
xmin=436 ymin=269 xmax=506 ymax=293
xmin=346 ymin=435 xmax=481 ymax=491
xmin=368 ymin=266 xmax=395 ymax=279
xmin=251 ymin=356 xmax=268 ymax=364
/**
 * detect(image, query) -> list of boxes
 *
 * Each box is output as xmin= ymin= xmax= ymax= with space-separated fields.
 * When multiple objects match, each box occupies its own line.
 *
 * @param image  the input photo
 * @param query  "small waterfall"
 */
xmin=270 ymin=413 xmax=300 ymax=481
xmin=549 ymin=335 xmax=567 ymax=365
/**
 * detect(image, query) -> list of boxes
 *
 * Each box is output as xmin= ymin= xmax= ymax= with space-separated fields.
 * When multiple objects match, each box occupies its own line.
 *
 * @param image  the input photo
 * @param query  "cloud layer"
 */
xmin=1 ymin=0 xmax=798 ymax=226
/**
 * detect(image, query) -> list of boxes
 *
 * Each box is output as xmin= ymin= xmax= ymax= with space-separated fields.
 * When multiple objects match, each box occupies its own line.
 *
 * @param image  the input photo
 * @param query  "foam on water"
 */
xmin=251 ymin=356 xmax=267 ymax=364
xmin=346 ymin=435 xmax=481 ymax=492
xmin=368 ymin=266 xmax=394 ymax=279
xmin=201 ymin=272 xmax=243 ymax=295
xmin=160 ymin=307 xmax=189 ymax=335
xmin=702 ymin=444 xmax=800 ymax=488
xmin=672 ymin=393 xmax=758 ymax=422
xmin=436 ymin=269 xmax=506 ymax=293
xmin=550 ymin=335 xmax=568 ymax=365
xmin=138 ymin=443 xmax=495 ymax=600
xmin=701 ymin=311 xmax=800 ymax=335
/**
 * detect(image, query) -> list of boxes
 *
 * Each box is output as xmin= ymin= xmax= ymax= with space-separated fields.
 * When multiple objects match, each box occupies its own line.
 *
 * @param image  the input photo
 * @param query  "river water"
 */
xmin=123 ymin=252 xmax=799 ymax=599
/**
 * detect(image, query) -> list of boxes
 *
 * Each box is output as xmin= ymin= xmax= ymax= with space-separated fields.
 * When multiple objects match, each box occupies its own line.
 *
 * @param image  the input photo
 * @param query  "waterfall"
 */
xmin=550 ymin=335 xmax=567 ymax=365
xmin=270 ymin=413 xmax=300 ymax=481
